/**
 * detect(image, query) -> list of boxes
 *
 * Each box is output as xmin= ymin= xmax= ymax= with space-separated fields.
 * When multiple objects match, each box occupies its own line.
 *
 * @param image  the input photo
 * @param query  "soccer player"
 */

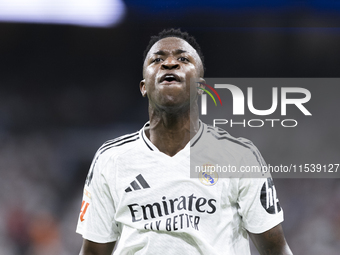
xmin=76 ymin=28 xmax=293 ymax=255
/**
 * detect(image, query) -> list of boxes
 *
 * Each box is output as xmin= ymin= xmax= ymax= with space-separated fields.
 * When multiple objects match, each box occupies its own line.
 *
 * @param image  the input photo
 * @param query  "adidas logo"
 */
xmin=125 ymin=174 xmax=150 ymax=193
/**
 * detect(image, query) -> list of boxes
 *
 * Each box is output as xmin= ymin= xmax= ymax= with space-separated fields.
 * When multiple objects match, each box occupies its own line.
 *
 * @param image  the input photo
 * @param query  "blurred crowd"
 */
xmin=0 ymin=132 xmax=80 ymax=254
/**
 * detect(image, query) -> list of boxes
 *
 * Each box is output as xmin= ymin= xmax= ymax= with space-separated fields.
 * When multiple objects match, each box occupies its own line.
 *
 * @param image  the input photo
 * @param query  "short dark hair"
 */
xmin=143 ymin=28 xmax=205 ymax=70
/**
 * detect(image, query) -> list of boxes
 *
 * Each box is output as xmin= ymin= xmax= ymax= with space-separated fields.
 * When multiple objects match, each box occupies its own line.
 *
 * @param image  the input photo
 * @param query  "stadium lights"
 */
xmin=0 ymin=0 xmax=126 ymax=27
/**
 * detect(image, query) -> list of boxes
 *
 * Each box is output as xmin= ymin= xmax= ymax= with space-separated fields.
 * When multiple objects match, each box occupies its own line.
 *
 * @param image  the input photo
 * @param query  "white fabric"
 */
xmin=76 ymin=121 xmax=283 ymax=254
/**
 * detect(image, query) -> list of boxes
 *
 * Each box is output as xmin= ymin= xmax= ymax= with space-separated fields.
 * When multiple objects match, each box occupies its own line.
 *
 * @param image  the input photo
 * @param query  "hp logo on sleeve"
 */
xmin=260 ymin=178 xmax=282 ymax=214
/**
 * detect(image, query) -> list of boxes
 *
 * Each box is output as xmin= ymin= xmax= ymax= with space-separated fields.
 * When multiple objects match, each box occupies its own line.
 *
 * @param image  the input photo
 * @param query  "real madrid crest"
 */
xmin=198 ymin=164 xmax=219 ymax=186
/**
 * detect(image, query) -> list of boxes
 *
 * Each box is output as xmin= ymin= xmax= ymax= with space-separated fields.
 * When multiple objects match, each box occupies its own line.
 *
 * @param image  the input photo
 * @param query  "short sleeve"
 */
xmin=237 ymin=150 xmax=284 ymax=234
xmin=76 ymin=151 xmax=120 ymax=243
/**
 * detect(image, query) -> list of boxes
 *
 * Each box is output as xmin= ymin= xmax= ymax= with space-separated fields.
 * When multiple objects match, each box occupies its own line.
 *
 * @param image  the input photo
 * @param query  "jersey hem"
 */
xmin=244 ymin=213 xmax=284 ymax=234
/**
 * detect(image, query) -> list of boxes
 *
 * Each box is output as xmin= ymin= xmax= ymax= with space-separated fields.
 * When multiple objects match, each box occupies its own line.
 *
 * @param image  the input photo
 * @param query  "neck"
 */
xmin=145 ymin=103 xmax=200 ymax=157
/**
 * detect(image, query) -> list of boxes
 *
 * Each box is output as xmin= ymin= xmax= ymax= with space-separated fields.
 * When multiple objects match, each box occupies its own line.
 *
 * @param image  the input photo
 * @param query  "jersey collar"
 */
xmin=140 ymin=120 xmax=204 ymax=152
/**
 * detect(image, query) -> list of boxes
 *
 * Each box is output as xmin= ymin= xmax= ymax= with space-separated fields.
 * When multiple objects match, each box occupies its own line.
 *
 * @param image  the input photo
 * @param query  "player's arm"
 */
xmin=77 ymin=149 xmax=119 ymax=254
xmin=80 ymin=239 xmax=116 ymax=255
xmin=248 ymin=224 xmax=293 ymax=255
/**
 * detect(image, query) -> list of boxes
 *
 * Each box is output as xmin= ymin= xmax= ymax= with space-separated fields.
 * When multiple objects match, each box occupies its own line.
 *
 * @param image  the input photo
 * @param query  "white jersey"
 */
xmin=76 ymin=121 xmax=283 ymax=255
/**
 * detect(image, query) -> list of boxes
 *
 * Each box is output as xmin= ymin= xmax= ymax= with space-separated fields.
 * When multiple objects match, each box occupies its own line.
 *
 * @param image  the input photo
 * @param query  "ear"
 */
xmin=197 ymin=77 xmax=206 ymax=95
xmin=140 ymin=79 xmax=147 ymax=97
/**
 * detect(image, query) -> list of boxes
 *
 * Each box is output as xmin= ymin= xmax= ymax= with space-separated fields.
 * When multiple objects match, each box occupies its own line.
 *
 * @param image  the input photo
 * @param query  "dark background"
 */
xmin=1 ymin=1 xmax=339 ymax=254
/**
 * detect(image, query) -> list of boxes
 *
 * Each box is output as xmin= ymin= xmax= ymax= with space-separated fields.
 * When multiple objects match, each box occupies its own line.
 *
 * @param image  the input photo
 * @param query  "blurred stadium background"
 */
xmin=0 ymin=0 xmax=340 ymax=254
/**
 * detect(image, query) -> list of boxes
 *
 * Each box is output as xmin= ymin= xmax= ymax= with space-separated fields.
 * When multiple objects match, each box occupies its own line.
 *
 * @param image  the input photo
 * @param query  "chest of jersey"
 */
xmin=109 ymin=147 xmax=240 ymax=238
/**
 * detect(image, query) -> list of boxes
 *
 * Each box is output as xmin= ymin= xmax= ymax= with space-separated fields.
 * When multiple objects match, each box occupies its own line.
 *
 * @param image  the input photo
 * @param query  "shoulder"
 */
xmin=204 ymin=124 xmax=260 ymax=154
xmin=95 ymin=131 xmax=140 ymax=161
xmin=85 ymin=131 xmax=140 ymax=186
xmin=201 ymin=123 xmax=267 ymax=169
xmin=98 ymin=131 xmax=140 ymax=155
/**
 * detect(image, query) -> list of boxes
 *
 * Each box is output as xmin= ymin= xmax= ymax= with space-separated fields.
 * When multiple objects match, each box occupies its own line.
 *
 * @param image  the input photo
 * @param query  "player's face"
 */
xmin=140 ymin=37 xmax=204 ymax=111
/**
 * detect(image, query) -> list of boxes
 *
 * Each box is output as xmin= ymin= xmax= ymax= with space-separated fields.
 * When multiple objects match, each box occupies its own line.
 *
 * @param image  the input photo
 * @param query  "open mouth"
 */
xmin=159 ymin=73 xmax=181 ymax=83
